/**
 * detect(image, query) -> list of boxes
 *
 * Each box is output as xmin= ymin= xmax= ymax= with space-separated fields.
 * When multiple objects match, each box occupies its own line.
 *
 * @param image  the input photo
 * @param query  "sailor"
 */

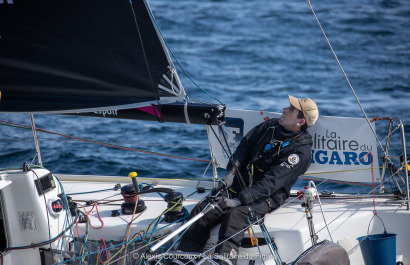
xmin=175 ymin=95 xmax=319 ymax=265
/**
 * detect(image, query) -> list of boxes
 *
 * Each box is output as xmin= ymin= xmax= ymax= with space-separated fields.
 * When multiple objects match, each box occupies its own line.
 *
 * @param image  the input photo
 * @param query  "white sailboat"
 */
xmin=0 ymin=0 xmax=408 ymax=265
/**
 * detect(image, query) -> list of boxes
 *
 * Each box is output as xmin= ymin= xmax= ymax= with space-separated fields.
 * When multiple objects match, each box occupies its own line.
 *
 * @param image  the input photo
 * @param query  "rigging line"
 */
xmin=32 ymin=170 xmax=53 ymax=253
xmin=208 ymin=124 xmax=247 ymax=189
xmin=276 ymin=183 xmax=369 ymax=262
xmin=50 ymin=230 xmax=154 ymax=265
xmin=143 ymin=0 xmax=224 ymax=106
xmin=67 ymin=232 xmax=145 ymax=265
xmin=55 ymin=176 xmax=83 ymax=260
xmin=310 ymin=172 xmax=402 ymax=241
xmin=247 ymin=220 xmax=266 ymax=265
xmin=195 ymin=210 xmax=278 ymax=265
xmin=206 ymin=125 xmax=220 ymax=188
xmin=0 ymin=119 xmax=210 ymax=163
xmin=308 ymin=1 xmax=387 ymax=156
xmin=196 ymin=159 xmax=213 ymax=189
xmin=217 ymin=122 xmax=256 ymax=193
xmin=0 ymin=137 xmax=209 ymax=146
xmin=106 ymin=236 xmax=168 ymax=265
xmin=122 ymin=200 xmax=145 ymax=265
xmin=30 ymin=114 xmax=43 ymax=165
xmin=186 ymin=97 xmax=224 ymax=108
xmin=207 ymin=168 xmax=380 ymax=264
xmin=129 ymin=0 xmax=161 ymax=106
xmin=299 ymin=176 xmax=391 ymax=192
xmin=197 ymin=168 xmax=385 ymax=265
xmin=267 ymin=169 xmax=400 ymax=263
xmin=309 ymin=181 xmax=334 ymax=242
xmin=380 ymin=120 xmax=402 ymax=144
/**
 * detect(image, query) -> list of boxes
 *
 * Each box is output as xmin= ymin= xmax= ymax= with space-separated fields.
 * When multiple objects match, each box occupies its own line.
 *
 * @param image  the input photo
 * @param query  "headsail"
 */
xmin=0 ymin=0 xmax=186 ymax=114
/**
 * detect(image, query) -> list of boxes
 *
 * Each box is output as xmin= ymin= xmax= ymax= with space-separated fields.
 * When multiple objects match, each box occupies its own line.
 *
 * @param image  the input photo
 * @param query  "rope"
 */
xmin=186 ymin=165 xmax=402 ymax=265
xmin=183 ymin=98 xmax=192 ymax=124
xmin=0 ymin=119 xmax=210 ymax=163
xmin=247 ymin=218 xmax=266 ymax=265
xmin=371 ymin=152 xmax=378 ymax=214
xmin=98 ymin=239 xmax=109 ymax=264
xmin=77 ymin=203 xmax=104 ymax=230
xmin=349 ymin=204 xmax=402 ymax=255
xmin=308 ymin=1 xmax=408 ymax=200
xmin=67 ymin=187 xmax=120 ymax=196
xmin=30 ymin=114 xmax=43 ymax=165
xmin=208 ymin=124 xmax=248 ymax=190
xmin=122 ymin=194 xmax=143 ymax=265
xmin=196 ymin=159 xmax=213 ymax=189
xmin=63 ymin=206 xmax=188 ymax=265
xmin=0 ymin=137 xmax=208 ymax=146
xmin=308 ymin=1 xmax=389 ymax=160
xmin=165 ymin=197 xmax=185 ymax=213
xmin=5 ymin=212 xmax=78 ymax=251
xmin=309 ymin=181 xmax=333 ymax=242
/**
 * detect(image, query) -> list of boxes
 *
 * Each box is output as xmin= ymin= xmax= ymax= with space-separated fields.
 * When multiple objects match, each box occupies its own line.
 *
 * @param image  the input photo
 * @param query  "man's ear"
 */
xmin=297 ymin=119 xmax=306 ymax=126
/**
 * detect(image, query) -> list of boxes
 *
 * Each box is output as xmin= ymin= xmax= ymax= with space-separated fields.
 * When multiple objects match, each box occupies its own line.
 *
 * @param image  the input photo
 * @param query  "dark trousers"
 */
xmin=178 ymin=199 xmax=273 ymax=253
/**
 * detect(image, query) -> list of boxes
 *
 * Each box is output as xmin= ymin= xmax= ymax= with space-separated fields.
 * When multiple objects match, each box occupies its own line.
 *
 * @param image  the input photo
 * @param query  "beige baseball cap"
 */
xmin=288 ymin=95 xmax=319 ymax=127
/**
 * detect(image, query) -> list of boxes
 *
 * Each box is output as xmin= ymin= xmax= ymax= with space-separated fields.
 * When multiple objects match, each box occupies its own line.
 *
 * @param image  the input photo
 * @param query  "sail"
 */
xmin=0 ymin=0 xmax=186 ymax=114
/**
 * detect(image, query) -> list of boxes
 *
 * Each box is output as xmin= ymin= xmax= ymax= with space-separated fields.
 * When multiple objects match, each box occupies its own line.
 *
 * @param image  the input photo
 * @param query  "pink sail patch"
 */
xmin=137 ymin=106 xmax=163 ymax=118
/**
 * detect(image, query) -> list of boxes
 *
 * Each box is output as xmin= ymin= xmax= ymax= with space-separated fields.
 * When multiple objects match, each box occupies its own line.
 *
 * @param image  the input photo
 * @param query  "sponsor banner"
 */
xmin=207 ymin=109 xmax=380 ymax=184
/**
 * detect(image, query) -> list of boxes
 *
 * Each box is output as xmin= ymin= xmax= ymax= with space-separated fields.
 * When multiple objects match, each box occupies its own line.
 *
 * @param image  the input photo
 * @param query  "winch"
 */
xmin=120 ymin=184 xmax=146 ymax=215
xmin=163 ymin=191 xmax=186 ymax=223
xmin=120 ymin=172 xmax=186 ymax=222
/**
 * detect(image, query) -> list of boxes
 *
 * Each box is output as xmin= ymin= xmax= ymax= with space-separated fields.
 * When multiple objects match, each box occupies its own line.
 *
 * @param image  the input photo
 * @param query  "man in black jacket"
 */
xmin=175 ymin=95 xmax=319 ymax=265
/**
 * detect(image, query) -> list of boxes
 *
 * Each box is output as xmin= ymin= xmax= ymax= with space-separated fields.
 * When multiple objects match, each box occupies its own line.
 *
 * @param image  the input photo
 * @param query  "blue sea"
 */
xmin=0 ymin=0 xmax=409 ymax=193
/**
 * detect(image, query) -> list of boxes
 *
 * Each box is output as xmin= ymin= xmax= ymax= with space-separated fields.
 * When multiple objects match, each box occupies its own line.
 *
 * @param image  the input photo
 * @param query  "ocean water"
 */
xmin=0 ymin=0 xmax=409 ymax=193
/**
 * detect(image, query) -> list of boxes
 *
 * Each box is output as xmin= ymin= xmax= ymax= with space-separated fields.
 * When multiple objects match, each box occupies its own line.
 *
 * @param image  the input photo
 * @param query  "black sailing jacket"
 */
xmin=226 ymin=118 xmax=313 ymax=209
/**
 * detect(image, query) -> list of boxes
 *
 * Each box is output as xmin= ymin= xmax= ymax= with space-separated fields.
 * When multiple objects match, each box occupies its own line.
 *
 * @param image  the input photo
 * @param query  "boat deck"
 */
xmin=60 ymin=175 xmax=410 ymax=265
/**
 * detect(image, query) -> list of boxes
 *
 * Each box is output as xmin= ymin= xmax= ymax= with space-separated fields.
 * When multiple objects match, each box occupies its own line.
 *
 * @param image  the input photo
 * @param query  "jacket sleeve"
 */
xmin=226 ymin=120 xmax=269 ymax=172
xmin=238 ymin=144 xmax=311 ymax=206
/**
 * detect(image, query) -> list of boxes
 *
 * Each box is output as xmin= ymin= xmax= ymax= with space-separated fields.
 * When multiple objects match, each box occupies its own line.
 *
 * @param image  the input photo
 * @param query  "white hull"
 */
xmin=2 ymin=171 xmax=407 ymax=265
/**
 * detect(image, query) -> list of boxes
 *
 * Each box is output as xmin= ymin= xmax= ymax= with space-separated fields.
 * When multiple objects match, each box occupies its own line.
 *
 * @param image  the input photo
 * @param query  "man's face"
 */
xmin=279 ymin=105 xmax=304 ymax=131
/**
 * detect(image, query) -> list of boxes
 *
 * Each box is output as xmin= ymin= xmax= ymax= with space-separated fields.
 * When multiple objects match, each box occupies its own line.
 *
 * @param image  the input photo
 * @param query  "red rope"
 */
xmin=98 ymin=238 xmax=109 ymax=264
xmin=370 ymin=151 xmax=377 ymax=215
xmin=76 ymin=203 xmax=104 ymax=234
xmin=121 ymin=192 xmax=139 ymax=203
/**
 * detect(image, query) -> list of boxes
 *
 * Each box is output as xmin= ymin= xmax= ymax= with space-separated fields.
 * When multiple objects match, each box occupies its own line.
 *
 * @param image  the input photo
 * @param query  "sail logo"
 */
xmin=311 ymin=129 xmax=373 ymax=166
xmin=94 ymin=109 xmax=118 ymax=117
xmin=0 ymin=0 xmax=14 ymax=4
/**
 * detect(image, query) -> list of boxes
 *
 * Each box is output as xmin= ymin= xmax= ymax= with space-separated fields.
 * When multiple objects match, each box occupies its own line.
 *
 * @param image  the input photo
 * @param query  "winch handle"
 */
xmin=129 ymin=172 xmax=140 ymax=193
xmin=206 ymin=196 xmax=226 ymax=215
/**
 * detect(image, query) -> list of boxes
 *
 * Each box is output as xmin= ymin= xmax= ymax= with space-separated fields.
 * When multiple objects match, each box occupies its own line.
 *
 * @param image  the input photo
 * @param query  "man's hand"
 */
xmin=224 ymin=198 xmax=241 ymax=208
xmin=214 ymin=196 xmax=241 ymax=210
xmin=222 ymin=171 xmax=235 ymax=188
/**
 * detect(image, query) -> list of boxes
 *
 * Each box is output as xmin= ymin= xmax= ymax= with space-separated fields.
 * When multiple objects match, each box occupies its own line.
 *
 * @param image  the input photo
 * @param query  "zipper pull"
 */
xmin=282 ymin=141 xmax=289 ymax=148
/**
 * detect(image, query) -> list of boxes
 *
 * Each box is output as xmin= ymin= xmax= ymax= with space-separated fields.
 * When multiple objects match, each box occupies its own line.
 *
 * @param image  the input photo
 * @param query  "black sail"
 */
xmin=0 ymin=0 xmax=186 ymax=113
